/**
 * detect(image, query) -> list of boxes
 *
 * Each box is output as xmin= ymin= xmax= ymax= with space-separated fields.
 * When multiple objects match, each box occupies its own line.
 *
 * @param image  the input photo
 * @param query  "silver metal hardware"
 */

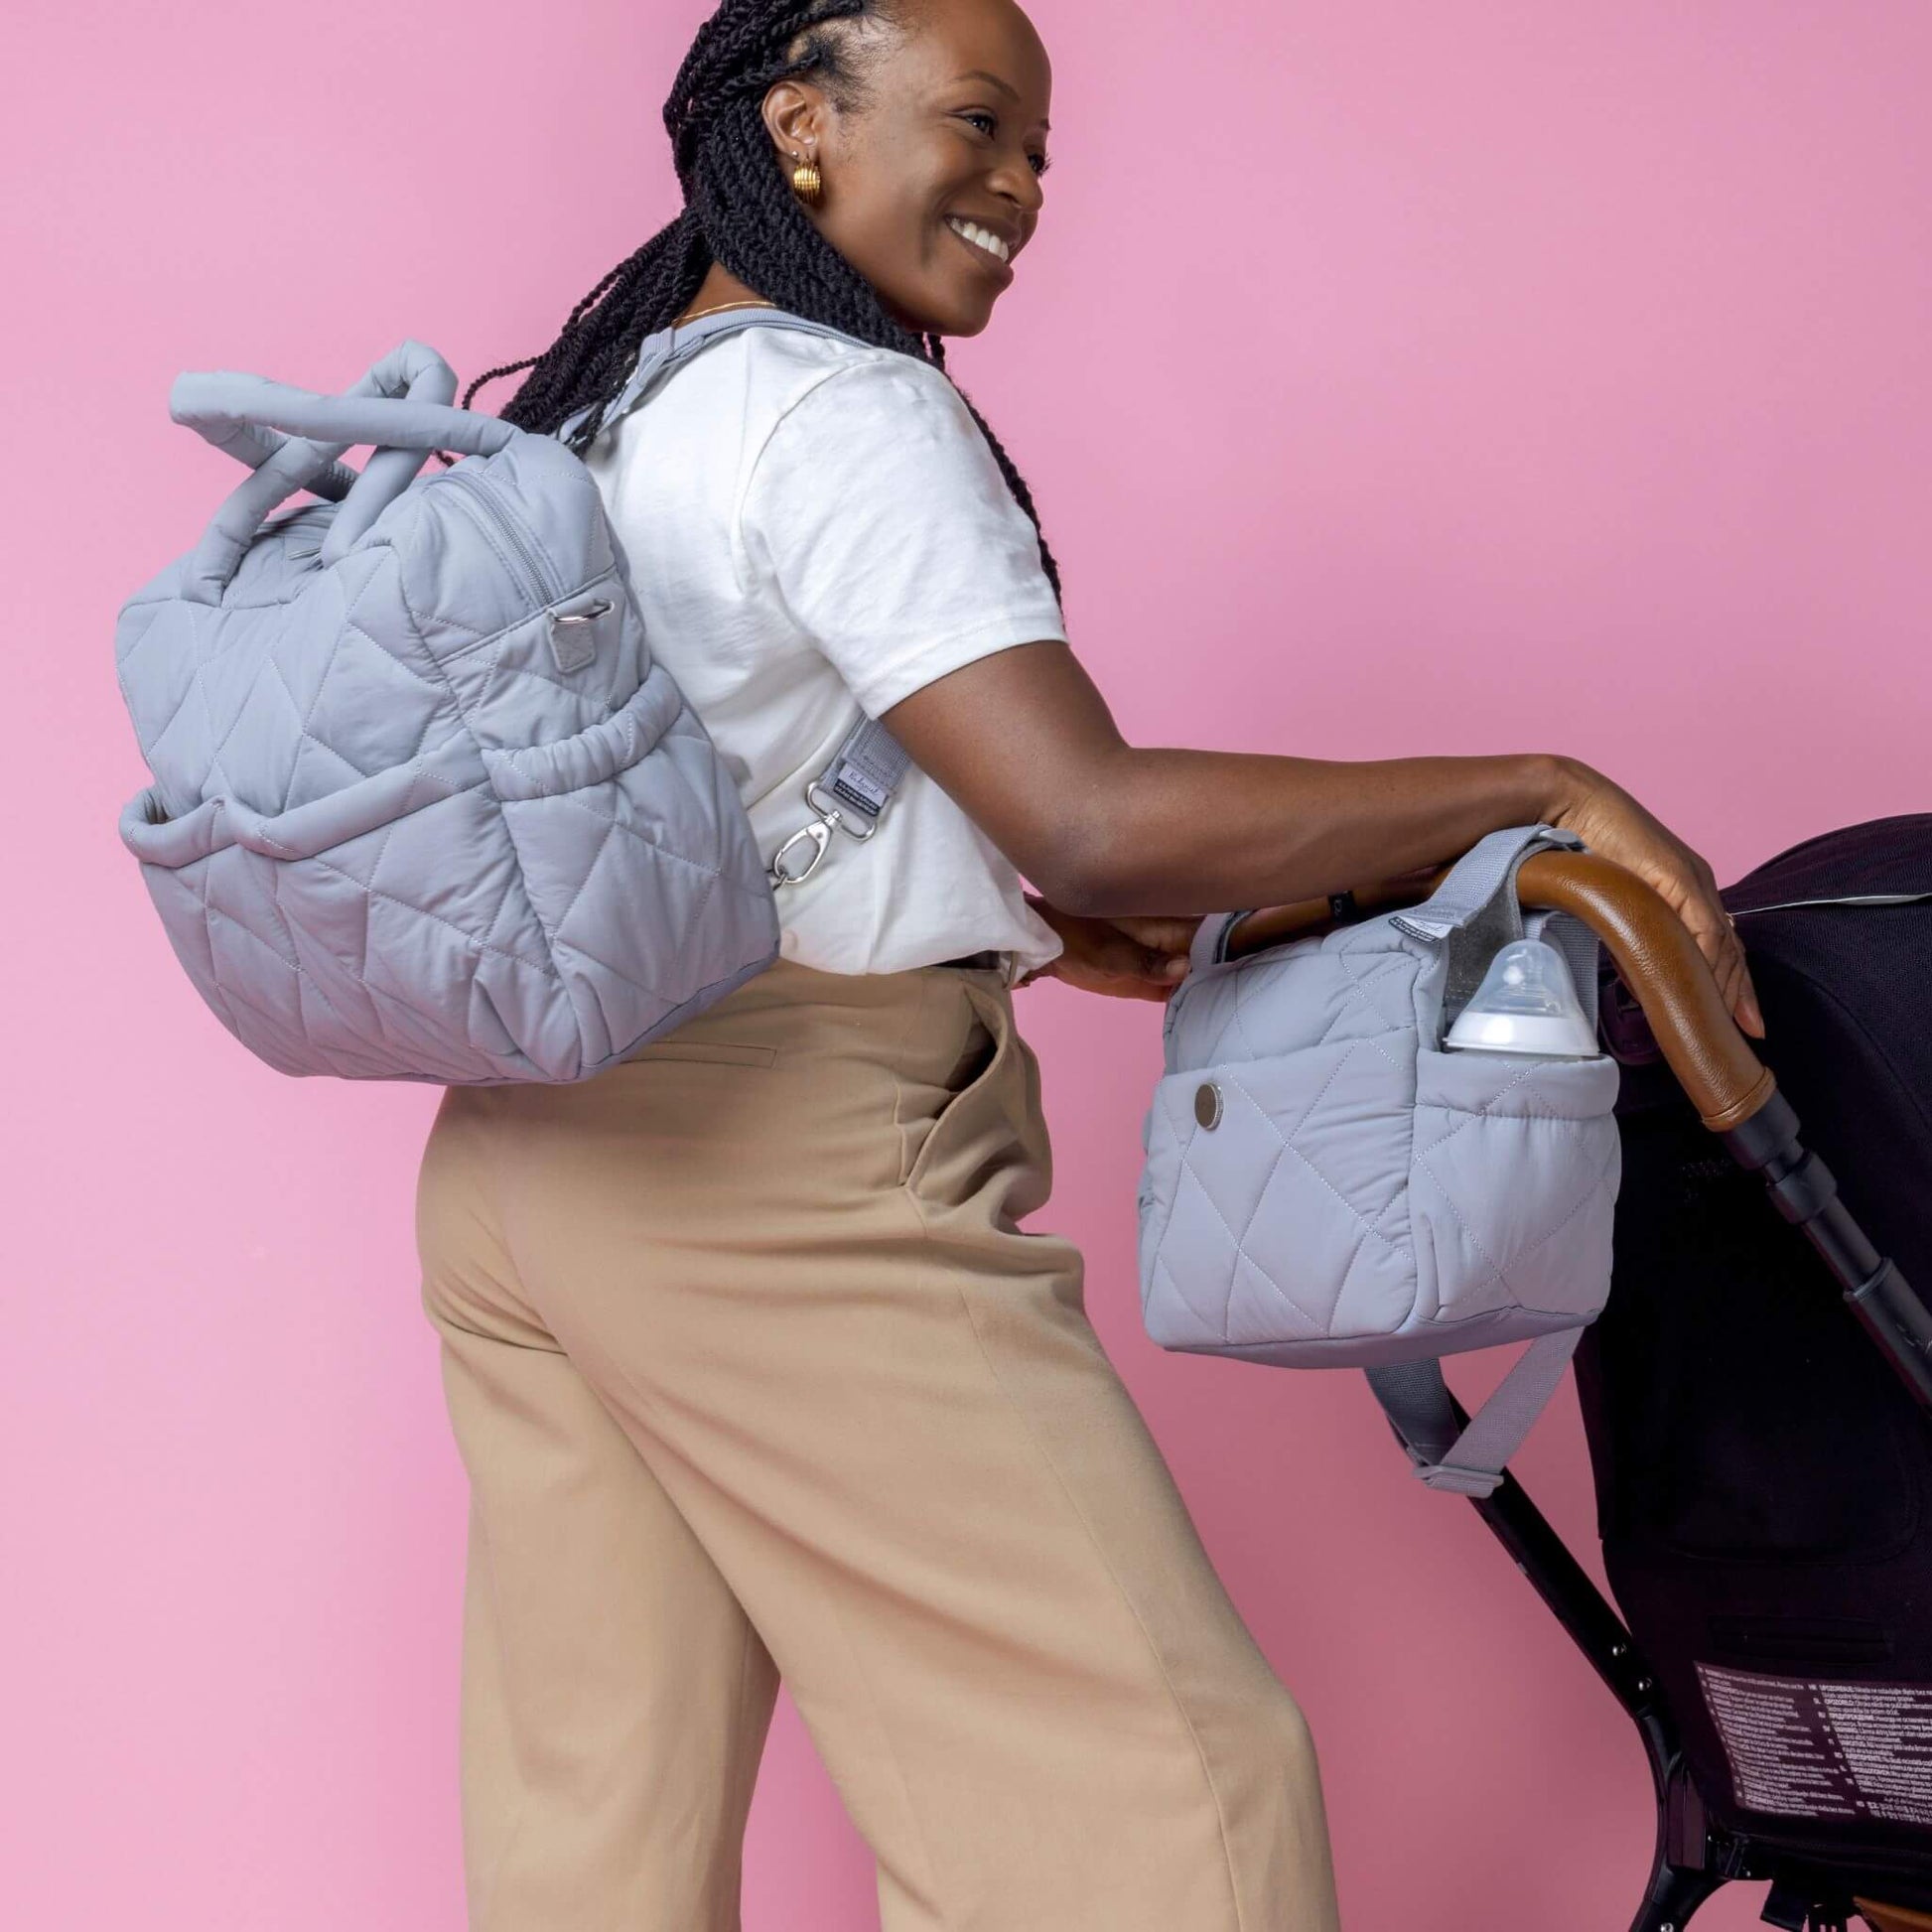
xmin=768 ymin=771 xmax=894 ymax=891
xmin=768 ymin=817 xmax=834 ymax=889
xmin=804 ymin=779 xmax=882 ymax=841
xmin=1194 ymin=1082 xmax=1222 ymax=1130
xmin=547 ymin=598 xmax=612 ymax=674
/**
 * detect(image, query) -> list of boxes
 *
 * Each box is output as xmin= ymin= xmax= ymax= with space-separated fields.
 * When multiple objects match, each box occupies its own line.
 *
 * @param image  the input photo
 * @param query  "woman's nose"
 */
xmin=992 ymin=153 xmax=1044 ymax=215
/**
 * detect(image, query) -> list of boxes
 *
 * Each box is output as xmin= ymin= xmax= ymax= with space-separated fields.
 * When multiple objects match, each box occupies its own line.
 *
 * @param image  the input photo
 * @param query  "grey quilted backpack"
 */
xmin=113 ymin=310 xmax=906 ymax=1084
xmin=1138 ymin=825 xmax=1623 ymax=1497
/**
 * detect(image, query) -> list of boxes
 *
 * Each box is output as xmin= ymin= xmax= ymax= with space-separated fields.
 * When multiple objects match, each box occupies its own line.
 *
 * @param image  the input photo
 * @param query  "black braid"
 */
xmin=447 ymin=0 xmax=1060 ymax=603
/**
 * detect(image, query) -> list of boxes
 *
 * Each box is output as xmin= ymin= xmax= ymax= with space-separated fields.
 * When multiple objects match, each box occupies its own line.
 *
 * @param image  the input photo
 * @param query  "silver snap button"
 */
xmin=1193 ymin=1082 xmax=1222 ymax=1130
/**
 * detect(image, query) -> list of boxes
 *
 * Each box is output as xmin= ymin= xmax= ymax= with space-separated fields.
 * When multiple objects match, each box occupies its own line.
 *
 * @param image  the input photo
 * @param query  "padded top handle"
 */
xmin=172 ymin=342 xmax=519 ymax=596
xmin=180 ymin=417 xmax=362 ymax=506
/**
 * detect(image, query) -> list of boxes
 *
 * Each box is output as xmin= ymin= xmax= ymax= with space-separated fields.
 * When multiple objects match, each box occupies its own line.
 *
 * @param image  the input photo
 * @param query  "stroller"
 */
xmin=1225 ymin=815 xmax=1932 ymax=1932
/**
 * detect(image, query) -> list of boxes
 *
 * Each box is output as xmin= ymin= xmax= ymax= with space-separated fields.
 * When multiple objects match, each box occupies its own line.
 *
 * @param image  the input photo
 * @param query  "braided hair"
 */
xmin=455 ymin=0 xmax=1060 ymax=601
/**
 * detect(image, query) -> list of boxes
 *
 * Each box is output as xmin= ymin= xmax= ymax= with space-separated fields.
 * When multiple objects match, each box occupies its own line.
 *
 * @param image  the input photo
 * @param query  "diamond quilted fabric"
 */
xmin=114 ymin=377 xmax=779 ymax=1084
xmin=1139 ymin=880 xmax=1622 ymax=1370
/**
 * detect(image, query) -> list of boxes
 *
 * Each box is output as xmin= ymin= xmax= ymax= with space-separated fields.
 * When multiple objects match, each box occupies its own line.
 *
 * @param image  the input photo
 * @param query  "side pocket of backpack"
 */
xmin=480 ymin=660 xmax=778 ymax=1061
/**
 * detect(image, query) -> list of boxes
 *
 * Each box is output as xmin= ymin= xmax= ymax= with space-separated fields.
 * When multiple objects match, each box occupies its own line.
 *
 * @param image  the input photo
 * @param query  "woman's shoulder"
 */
xmin=728 ymin=325 xmax=984 ymax=485
xmin=733 ymin=321 xmax=952 ymax=413
xmin=601 ymin=317 xmax=952 ymax=474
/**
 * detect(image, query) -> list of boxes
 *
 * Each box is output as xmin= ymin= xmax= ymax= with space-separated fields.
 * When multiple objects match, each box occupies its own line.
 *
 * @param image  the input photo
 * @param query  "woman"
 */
xmin=415 ymin=1 xmax=1764 ymax=1927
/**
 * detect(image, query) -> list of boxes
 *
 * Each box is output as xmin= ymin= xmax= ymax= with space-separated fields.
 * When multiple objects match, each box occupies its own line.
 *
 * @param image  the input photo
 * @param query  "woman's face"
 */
xmin=763 ymin=0 xmax=1052 ymax=338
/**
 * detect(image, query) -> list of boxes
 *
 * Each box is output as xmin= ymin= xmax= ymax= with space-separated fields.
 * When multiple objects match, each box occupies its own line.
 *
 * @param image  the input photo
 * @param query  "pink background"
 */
xmin=6 ymin=1 xmax=1928 ymax=1926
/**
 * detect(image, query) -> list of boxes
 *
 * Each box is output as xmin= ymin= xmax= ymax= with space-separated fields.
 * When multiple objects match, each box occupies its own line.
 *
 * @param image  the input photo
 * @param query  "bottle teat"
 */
xmin=1444 ymin=937 xmax=1600 ymax=1058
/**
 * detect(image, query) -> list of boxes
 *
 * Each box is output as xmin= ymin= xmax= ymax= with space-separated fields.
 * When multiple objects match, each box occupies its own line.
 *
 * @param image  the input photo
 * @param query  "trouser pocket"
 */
xmin=896 ymin=978 xmax=1051 ymax=1221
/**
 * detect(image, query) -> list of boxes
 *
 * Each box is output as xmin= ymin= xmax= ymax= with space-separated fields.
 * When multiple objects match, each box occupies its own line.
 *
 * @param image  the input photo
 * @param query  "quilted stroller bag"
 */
xmin=1138 ymin=824 xmax=1624 ymax=1495
xmin=111 ymin=334 xmax=785 ymax=1085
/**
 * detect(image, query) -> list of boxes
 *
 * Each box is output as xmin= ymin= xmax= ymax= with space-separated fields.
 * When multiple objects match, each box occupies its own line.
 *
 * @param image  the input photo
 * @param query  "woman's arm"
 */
xmin=882 ymin=639 xmax=1764 ymax=1036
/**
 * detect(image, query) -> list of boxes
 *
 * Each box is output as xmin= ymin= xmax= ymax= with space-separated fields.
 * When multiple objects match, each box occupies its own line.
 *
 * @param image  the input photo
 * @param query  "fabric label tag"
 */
xmin=1697 ymin=1662 xmax=1932 ymax=1826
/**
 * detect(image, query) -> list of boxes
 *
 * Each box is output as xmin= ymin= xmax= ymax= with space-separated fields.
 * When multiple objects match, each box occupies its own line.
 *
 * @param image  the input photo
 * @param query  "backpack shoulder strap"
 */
xmin=556 ymin=307 xmax=881 ymax=453
xmin=555 ymin=305 xmax=919 ymax=874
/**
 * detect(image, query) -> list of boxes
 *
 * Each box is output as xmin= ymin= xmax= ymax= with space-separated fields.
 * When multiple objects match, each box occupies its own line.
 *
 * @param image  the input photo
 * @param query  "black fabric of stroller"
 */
xmin=1578 ymin=813 xmax=1932 ymax=1908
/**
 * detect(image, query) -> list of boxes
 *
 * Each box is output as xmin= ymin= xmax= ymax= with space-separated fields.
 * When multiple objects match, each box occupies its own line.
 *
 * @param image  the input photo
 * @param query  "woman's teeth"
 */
xmin=945 ymin=215 xmax=1011 ymax=264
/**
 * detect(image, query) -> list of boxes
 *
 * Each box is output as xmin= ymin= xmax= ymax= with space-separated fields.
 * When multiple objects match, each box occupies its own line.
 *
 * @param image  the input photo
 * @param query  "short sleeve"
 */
xmin=739 ymin=353 xmax=1068 ymax=717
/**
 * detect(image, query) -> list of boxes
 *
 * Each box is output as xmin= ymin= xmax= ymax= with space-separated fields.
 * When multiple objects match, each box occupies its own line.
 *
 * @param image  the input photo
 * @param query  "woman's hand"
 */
xmin=1019 ymin=896 xmax=1199 ymax=1002
xmin=1544 ymin=758 xmax=1766 ymax=1038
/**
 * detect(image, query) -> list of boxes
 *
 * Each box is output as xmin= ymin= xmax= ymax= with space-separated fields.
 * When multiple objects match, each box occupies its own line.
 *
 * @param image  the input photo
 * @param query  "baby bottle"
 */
xmin=1444 ymin=936 xmax=1602 ymax=1058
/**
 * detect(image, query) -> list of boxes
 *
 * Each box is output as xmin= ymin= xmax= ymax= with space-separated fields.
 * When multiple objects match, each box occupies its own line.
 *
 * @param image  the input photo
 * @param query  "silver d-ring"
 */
xmin=805 ymin=780 xmax=880 ymax=841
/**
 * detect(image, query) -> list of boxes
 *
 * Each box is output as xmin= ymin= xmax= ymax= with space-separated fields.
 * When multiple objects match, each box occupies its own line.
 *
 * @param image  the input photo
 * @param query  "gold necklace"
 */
xmin=676 ymin=297 xmax=778 ymax=325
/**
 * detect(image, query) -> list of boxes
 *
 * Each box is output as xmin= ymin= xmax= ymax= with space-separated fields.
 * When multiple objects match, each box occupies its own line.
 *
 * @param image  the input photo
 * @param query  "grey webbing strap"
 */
xmin=556 ymin=304 xmax=885 ymax=452
xmin=768 ymin=714 xmax=912 ymax=890
xmin=1388 ymin=824 xmax=1598 ymax=1037
xmin=555 ymin=323 xmax=709 ymax=451
xmin=1183 ymin=826 xmax=1601 ymax=995
xmin=814 ymin=715 xmax=909 ymax=823
xmin=1364 ymin=1328 xmax=1584 ymax=1497
xmin=1525 ymin=904 xmax=1602 ymax=1018
xmin=557 ymin=303 xmax=916 ymax=894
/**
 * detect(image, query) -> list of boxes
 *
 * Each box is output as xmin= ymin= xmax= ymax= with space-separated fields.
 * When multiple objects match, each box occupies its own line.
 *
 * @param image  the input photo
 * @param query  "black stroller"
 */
xmin=1226 ymin=815 xmax=1932 ymax=1932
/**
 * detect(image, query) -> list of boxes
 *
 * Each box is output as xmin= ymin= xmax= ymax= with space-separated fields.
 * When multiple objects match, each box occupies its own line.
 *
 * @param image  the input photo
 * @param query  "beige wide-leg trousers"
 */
xmin=414 ymin=955 xmax=1340 ymax=1932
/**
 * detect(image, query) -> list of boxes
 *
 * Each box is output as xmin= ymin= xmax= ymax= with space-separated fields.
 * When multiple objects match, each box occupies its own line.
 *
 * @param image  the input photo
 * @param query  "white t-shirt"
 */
xmin=582 ymin=322 xmax=1069 ymax=983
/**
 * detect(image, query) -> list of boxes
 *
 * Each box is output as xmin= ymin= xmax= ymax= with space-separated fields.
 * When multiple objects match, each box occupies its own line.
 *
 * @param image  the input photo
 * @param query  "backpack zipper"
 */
xmin=440 ymin=464 xmax=561 ymax=607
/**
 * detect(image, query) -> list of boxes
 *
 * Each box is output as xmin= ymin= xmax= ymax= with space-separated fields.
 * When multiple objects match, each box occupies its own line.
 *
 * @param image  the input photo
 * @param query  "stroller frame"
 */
xmin=1226 ymin=853 xmax=1932 ymax=1932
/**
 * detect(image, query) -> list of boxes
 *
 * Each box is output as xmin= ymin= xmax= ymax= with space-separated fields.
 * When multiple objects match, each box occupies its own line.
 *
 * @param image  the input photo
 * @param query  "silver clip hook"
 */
xmin=768 ymin=813 xmax=837 ymax=890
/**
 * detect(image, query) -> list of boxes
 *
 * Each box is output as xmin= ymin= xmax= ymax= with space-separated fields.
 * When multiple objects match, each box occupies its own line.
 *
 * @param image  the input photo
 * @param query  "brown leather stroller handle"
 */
xmin=1222 ymin=871 xmax=1453 ymax=954
xmin=1515 ymin=849 xmax=1774 ymax=1131
xmin=1222 ymin=849 xmax=1776 ymax=1133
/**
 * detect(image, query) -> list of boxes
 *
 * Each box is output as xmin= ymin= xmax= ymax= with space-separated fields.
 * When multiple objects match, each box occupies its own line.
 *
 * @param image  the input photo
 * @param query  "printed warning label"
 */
xmin=1697 ymin=1663 xmax=1932 ymax=1827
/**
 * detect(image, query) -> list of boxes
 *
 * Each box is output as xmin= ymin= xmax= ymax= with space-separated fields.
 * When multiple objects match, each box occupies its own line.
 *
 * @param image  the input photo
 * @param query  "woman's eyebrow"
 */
xmin=952 ymin=68 xmax=1050 ymax=132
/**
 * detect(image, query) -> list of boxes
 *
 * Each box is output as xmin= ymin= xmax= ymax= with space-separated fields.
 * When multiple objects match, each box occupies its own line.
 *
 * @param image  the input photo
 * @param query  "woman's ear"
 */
xmin=760 ymin=79 xmax=825 ymax=167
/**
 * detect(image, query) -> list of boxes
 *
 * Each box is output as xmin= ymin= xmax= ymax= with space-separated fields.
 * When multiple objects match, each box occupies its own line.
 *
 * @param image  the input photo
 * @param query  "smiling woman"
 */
xmin=415 ymin=4 xmax=1349 ymax=1928
xmin=756 ymin=27 xmax=1048 ymax=319
xmin=460 ymin=0 xmax=1061 ymax=598
xmin=413 ymin=2 xmax=1762 ymax=1927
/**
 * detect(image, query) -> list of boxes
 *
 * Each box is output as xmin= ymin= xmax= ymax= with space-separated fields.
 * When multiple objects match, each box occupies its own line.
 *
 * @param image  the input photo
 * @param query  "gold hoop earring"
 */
xmin=790 ymin=152 xmax=823 ymax=207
